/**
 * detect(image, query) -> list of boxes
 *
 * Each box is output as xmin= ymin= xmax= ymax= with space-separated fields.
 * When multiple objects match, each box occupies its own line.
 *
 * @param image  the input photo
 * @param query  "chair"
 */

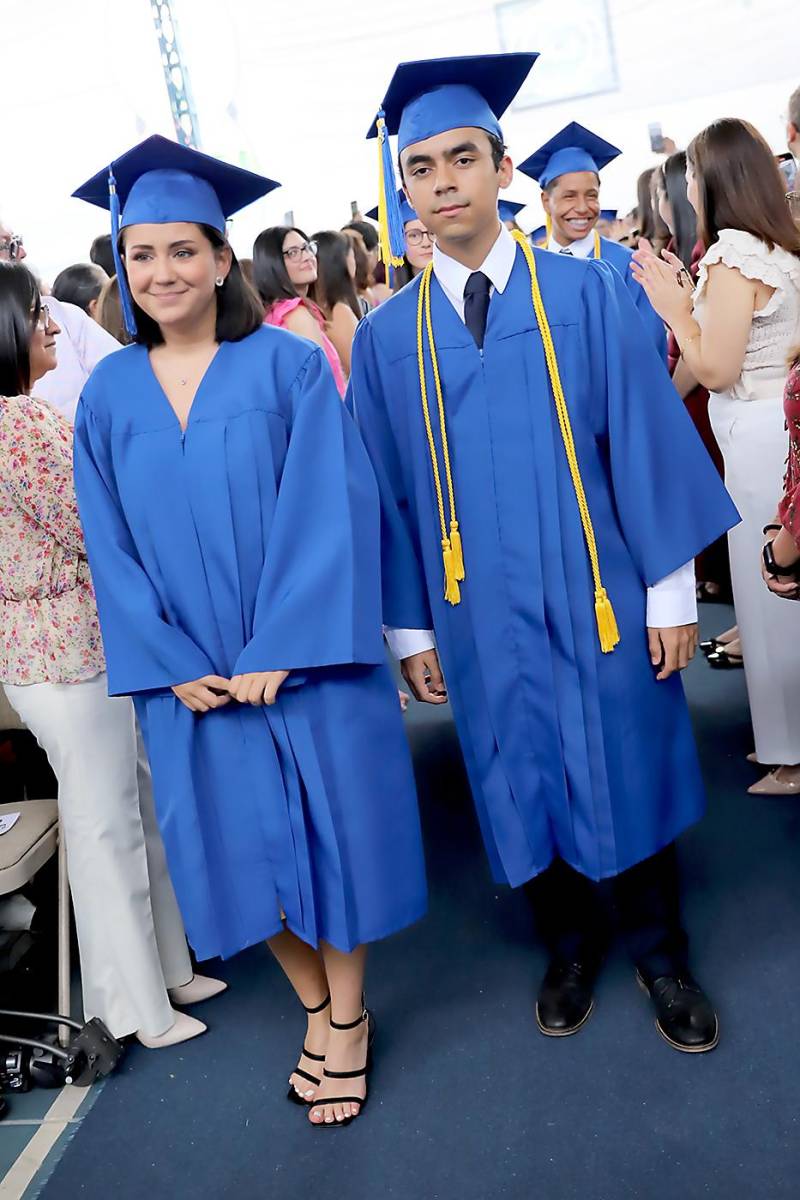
xmin=0 ymin=801 xmax=70 ymax=1044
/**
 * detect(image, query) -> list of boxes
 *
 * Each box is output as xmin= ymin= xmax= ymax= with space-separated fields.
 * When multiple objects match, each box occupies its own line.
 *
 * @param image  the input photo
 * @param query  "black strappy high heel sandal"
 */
xmin=310 ymin=1003 xmax=375 ymax=1129
xmin=286 ymin=993 xmax=331 ymax=1106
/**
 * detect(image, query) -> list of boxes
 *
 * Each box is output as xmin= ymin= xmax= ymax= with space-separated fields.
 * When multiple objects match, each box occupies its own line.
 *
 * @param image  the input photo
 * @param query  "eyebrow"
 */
xmin=127 ymin=239 xmax=197 ymax=251
xmin=404 ymin=140 xmax=483 ymax=169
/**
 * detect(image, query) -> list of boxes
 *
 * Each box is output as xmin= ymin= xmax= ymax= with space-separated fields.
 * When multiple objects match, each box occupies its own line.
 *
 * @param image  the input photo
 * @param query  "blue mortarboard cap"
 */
xmin=366 ymin=190 xmax=418 ymax=225
xmin=498 ymin=199 xmax=526 ymax=223
xmin=599 ymin=209 xmax=618 ymax=221
xmin=72 ymin=135 xmax=280 ymax=337
xmin=530 ymin=224 xmax=547 ymax=245
xmin=366 ymin=54 xmax=538 ymax=269
xmin=367 ymin=53 xmax=539 ymax=152
xmin=518 ymin=122 xmax=621 ymax=189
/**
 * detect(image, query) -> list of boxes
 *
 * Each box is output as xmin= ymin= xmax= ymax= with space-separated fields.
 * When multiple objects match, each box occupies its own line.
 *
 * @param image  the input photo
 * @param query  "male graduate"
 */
xmin=348 ymin=53 xmax=738 ymax=1053
xmin=518 ymin=123 xmax=666 ymax=357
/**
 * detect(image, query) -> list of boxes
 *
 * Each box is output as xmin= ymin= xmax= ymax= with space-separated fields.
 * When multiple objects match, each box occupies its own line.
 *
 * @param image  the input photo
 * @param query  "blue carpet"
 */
xmin=38 ymin=608 xmax=800 ymax=1199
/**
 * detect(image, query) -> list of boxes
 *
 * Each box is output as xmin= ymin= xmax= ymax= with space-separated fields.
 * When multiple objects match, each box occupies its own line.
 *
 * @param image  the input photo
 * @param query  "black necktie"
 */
xmin=463 ymin=271 xmax=491 ymax=350
xmin=559 ymin=247 xmax=573 ymax=255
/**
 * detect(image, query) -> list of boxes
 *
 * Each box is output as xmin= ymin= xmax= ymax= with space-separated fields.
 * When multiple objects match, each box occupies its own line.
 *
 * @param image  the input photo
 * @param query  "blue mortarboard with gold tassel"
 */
xmin=72 ymin=134 xmax=280 ymax=337
xmin=366 ymin=53 xmax=539 ymax=273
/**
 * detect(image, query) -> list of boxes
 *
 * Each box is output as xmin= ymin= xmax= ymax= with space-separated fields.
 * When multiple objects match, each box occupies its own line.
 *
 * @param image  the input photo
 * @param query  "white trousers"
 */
xmin=4 ymin=673 xmax=192 ymax=1038
xmin=710 ymin=392 xmax=800 ymax=764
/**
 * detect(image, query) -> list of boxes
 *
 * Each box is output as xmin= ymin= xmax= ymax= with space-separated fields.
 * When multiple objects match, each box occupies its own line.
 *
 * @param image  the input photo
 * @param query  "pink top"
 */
xmin=0 ymin=394 xmax=104 ymax=685
xmin=265 ymin=298 xmax=347 ymax=398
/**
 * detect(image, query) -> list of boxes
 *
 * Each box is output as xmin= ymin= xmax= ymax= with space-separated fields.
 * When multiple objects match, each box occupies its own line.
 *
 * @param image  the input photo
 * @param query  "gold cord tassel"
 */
xmin=449 ymin=520 xmax=465 ymax=581
xmin=594 ymin=588 xmax=620 ymax=655
xmin=442 ymin=538 xmax=461 ymax=604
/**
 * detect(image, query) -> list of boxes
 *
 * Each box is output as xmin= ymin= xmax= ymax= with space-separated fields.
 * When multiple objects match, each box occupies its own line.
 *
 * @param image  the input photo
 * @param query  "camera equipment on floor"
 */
xmin=0 ymin=1009 xmax=123 ymax=1095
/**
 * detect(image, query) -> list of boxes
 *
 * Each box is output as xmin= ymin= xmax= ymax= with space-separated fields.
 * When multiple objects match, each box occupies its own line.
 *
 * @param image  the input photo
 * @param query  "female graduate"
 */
xmin=71 ymin=135 xmax=426 ymax=1128
xmin=351 ymin=55 xmax=738 ymax=1056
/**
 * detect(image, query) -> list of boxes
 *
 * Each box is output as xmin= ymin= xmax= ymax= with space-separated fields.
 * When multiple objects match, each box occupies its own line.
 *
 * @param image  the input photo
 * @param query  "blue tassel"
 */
xmin=377 ymin=112 xmax=406 ymax=267
xmin=108 ymin=169 xmax=138 ymax=338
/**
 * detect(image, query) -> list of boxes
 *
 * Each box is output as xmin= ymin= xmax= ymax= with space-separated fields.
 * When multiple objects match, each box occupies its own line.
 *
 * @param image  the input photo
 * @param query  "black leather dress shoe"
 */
xmin=536 ymin=959 xmax=597 ymax=1037
xmin=636 ymin=970 xmax=719 ymax=1053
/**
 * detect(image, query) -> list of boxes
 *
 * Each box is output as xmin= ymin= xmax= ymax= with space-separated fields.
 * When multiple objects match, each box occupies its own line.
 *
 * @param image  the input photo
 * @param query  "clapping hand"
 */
xmin=630 ymin=239 xmax=694 ymax=326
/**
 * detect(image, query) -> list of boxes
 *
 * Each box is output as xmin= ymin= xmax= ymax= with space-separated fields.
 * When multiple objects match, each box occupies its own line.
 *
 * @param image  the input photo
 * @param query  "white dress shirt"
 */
xmin=384 ymin=224 xmax=696 ymax=661
xmin=546 ymin=229 xmax=597 ymax=258
xmin=36 ymin=296 xmax=120 ymax=422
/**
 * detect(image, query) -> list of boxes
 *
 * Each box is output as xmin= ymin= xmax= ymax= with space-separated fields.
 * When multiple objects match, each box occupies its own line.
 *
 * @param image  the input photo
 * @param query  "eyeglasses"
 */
xmin=32 ymin=304 xmax=50 ymax=332
xmin=405 ymin=229 xmax=434 ymax=248
xmin=282 ymin=240 xmax=318 ymax=262
xmin=0 ymin=234 xmax=23 ymax=260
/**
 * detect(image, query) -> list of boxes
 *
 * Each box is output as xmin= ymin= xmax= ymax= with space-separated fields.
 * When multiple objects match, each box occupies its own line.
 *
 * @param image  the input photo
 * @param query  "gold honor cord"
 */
xmin=417 ymin=263 xmax=464 ymax=604
xmin=415 ymin=232 xmax=620 ymax=653
xmin=544 ymin=215 xmax=602 ymax=259
xmin=511 ymin=229 xmax=619 ymax=652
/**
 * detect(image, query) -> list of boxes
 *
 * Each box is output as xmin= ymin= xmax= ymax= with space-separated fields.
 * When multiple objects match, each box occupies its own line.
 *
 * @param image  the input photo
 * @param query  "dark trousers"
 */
xmin=526 ymin=844 xmax=689 ymax=983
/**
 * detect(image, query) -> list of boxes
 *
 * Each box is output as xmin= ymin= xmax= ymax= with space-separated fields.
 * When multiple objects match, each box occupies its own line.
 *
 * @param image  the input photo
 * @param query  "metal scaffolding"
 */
xmin=150 ymin=0 xmax=201 ymax=148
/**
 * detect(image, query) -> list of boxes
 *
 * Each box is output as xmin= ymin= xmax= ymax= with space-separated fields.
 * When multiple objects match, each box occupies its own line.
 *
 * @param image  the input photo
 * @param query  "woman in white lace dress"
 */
xmin=632 ymin=118 xmax=800 ymax=794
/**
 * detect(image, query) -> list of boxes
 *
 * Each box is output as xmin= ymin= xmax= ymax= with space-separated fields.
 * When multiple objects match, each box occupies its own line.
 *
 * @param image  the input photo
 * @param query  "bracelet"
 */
xmin=679 ymin=331 xmax=700 ymax=353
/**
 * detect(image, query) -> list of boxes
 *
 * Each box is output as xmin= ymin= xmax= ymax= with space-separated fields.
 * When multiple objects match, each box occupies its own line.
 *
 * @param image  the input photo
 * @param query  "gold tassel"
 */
xmin=594 ymin=588 xmax=620 ymax=654
xmin=442 ymin=538 xmax=461 ymax=605
xmin=449 ymin=520 xmax=465 ymax=582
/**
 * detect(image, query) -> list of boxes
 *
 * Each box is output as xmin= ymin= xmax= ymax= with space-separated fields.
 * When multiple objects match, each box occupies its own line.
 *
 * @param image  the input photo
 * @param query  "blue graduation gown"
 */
xmin=596 ymin=236 xmax=667 ymax=361
xmin=349 ymin=247 xmax=739 ymax=887
xmin=73 ymin=327 xmax=426 ymax=960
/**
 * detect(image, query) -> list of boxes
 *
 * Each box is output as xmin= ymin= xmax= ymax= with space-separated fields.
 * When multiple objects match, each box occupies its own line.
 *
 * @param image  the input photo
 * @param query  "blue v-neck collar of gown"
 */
xmin=144 ymin=340 xmax=228 ymax=432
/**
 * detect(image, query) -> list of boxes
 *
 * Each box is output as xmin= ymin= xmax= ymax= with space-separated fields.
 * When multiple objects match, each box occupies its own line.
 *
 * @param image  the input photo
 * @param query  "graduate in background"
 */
xmin=596 ymin=208 xmax=620 ymax=240
xmin=518 ymin=123 xmax=667 ymax=358
xmin=350 ymin=53 xmax=738 ymax=1054
xmin=498 ymin=199 xmax=527 ymax=231
xmin=72 ymin=136 xmax=426 ymax=1128
xmin=367 ymin=190 xmax=433 ymax=288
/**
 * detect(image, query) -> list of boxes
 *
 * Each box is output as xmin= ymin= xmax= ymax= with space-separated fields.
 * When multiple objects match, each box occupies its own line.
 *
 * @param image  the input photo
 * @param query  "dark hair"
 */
xmin=635 ymin=168 xmax=660 ymax=242
xmin=687 ymin=118 xmax=800 ymax=255
xmin=123 ymin=223 xmax=263 ymax=347
xmin=0 ymin=262 xmax=39 ymax=396
xmin=52 ymin=263 xmax=106 ymax=314
xmin=661 ymin=152 xmax=698 ymax=269
xmin=95 ymin=275 xmax=132 ymax=345
xmin=341 ymin=227 xmax=372 ymax=291
xmin=90 ymin=234 xmax=116 ymax=278
xmin=398 ymin=130 xmax=506 ymax=181
xmin=343 ymin=220 xmax=378 ymax=253
xmin=310 ymin=231 xmax=362 ymax=319
xmin=252 ymin=225 xmax=310 ymax=307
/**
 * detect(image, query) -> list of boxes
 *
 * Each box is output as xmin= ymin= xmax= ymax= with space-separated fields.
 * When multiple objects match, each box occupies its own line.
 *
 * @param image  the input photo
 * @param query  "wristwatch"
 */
xmin=762 ymin=537 xmax=800 ymax=578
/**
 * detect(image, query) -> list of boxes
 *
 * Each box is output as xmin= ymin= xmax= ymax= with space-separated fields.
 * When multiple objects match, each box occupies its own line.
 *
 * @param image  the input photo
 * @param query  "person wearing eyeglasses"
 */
xmin=366 ymin=192 xmax=434 ymax=291
xmin=0 ymin=261 xmax=225 ymax=1049
xmin=0 ymin=218 xmax=119 ymax=421
xmin=252 ymin=226 xmax=347 ymax=397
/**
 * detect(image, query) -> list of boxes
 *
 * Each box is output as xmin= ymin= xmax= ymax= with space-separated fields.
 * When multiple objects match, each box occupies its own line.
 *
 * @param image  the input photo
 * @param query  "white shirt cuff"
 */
xmin=383 ymin=627 xmax=436 ymax=660
xmin=646 ymin=560 xmax=697 ymax=628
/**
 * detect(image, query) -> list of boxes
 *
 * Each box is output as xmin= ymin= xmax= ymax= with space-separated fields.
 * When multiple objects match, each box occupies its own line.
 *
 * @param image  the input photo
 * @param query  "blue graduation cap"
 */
xmin=530 ymin=224 xmax=547 ymax=245
xmin=72 ymin=134 xmax=280 ymax=337
xmin=366 ymin=190 xmax=418 ymax=226
xmin=599 ymin=209 xmax=618 ymax=222
xmin=498 ymin=199 xmax=526 ymax=223
xmin=517 ymin=122 xmax=621 ymax=189
xmin=366 ymin=53 xmax=539 ymax=268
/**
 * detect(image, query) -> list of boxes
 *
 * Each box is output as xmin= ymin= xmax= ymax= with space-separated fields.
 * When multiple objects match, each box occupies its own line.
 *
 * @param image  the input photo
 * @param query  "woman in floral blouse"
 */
xmin=0 ymin=261 xmax=224 ymax=1046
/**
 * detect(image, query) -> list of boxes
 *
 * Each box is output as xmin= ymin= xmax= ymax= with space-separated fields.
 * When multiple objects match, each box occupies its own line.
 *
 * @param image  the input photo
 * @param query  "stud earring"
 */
xmin=215 ymin=276 xmax=224 ymax=287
